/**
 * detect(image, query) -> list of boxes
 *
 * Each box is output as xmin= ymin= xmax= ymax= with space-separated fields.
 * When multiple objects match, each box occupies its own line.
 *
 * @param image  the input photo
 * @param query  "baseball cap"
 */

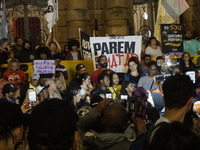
xmin=76 ymin=64 xmax=86 ymax=71
xmin=31 ymin=72 xmax=40 ymax=80
xmin=90 ymin=95 xmax=103 ymax=107
xmin=2 ymin=83 xmax=17 ymax=95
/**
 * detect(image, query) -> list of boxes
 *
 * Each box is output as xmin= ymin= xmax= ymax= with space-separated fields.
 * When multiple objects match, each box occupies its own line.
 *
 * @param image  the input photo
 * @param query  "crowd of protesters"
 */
xmin=0 ymin=30 xmax=200 ymax=150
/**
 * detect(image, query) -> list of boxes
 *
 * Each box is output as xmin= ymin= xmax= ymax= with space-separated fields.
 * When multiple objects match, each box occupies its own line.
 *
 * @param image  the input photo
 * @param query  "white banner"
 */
xmin=44 ymin=0 xmax=58 ymax=30
xmin=90 ymin=36 xmax=142 ymax=73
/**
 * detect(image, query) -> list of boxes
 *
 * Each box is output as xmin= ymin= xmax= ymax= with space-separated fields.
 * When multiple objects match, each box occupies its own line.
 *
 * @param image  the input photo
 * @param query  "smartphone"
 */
xmin=28 ymin=89 xmax=37 ymax=103
xmin=120 ymin=95 xmax=128 ymax=100
xmin=106 ymin=93 xmax=112 ymax=99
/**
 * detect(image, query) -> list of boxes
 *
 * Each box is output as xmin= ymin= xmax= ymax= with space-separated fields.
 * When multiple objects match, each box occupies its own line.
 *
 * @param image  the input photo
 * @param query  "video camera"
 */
xmin=128 ymin=96 xmax=147 ymax=119
xmin=128 ymin=87 xmax=148 ymax=119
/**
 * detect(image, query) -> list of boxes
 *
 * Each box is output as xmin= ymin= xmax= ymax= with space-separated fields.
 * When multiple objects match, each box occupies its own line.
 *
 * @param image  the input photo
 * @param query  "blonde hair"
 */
xmin=7 ymin=58 xmax=20 ymax=71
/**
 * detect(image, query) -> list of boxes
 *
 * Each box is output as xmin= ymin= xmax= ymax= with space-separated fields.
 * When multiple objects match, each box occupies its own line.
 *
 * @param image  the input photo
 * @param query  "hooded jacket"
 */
xmin=77 ymin=108 xmax=134 ymax=150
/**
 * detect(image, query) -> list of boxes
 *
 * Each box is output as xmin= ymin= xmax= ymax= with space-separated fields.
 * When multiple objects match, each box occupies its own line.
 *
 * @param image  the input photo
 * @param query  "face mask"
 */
xmin=100 ymin=63 xmax=108 ymax=68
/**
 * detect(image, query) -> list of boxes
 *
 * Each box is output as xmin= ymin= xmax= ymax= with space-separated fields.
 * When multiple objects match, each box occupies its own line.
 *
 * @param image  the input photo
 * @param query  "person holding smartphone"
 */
xmin=1 ymin=83 xmax=20 ymax=104
xmin=20 ymin=72 xmax=40 ymax=101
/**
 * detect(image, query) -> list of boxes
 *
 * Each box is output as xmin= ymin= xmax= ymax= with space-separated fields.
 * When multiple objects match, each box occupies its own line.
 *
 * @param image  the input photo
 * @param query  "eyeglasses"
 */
xmin=50 ymin=45 xmax=56 ymax=48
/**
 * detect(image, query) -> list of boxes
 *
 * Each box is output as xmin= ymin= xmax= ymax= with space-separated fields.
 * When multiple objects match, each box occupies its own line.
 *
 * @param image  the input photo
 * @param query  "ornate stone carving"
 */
xmin=6 ymin=4 xmax=49 ymax=44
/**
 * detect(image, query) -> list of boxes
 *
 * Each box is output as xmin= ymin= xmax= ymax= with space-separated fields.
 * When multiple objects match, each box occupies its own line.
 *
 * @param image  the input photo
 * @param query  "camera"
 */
xmin=154 ymin=74 xmax=171 ymax=82
xmin=128 ymin=95 xmax=147 ymax=119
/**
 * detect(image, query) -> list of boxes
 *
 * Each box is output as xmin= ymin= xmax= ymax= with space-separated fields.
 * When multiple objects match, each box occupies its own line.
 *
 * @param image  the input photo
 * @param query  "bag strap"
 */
xmin=147 ymin=121 xmax=168 ymax=142
xmin=149 ymin=79 xmax=154 ymax=91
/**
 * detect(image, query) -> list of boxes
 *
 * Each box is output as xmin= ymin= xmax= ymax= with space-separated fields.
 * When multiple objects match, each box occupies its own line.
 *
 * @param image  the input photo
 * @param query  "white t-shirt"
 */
xmin=150 ymin=116 xmax=170 ymax=142
xmin=145 ymin=46 xmax=163 ymax=57
xmin=71 ymin=52 xmax=78 ymax=60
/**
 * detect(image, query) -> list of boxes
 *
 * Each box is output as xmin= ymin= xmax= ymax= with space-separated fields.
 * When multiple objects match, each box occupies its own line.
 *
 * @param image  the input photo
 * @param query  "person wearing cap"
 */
xmin=68 ymin=63 xmax=87 ymax=91
xmin=91 ymin=70 xmax=112 ymax=98
xmin=0 ymin=83 xmax=20 ymax=103
xmin=91 ymin=55 xmax=113 ymax=87
xmin=54 ymin=53 xmax=68 ymax=80
xmin=20 ymin=72 xmax=40 ymax=105
xmin=0 ymin=102 xmax=25 ymax=150
xmin=65 ymin=39 xmax=82 ymax=60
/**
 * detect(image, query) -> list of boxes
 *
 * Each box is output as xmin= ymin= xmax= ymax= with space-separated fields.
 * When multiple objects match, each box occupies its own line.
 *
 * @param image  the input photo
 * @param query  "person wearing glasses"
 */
xmin=48 ymin=41 xmax=62 ymax=60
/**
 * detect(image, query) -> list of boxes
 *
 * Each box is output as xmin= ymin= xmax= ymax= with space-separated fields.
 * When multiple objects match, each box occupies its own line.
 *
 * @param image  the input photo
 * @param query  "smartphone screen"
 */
xmin=120 ymin=95 xmax=128 ymax=100
xmin=106 ymin=93 xmax=112 ymax=99
xmin=28 ymin=89 xmax=37 ymax=102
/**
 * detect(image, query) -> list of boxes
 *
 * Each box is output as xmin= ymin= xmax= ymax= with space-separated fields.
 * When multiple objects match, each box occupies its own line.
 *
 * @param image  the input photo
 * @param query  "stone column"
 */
xmin=66 ymin=0 xmax=91 ymax=40
xmin=182 ymin=0 xmax=200 ymax=35
xmin=104 ymin=0 xmax=131 ymax=35
xmin=90 ymin=0 xmax=105 ymax=36
xmin=55 ymin=0 xmax=68 ymax=49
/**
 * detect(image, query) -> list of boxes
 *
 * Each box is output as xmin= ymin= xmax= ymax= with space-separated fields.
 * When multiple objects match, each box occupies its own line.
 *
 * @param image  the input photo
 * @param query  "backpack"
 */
xmin=129 ymin=121 xmax=168 ymax=150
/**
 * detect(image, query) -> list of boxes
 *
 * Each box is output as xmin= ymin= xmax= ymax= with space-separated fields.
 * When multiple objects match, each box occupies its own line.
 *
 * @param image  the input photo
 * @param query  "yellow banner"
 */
xmin=154 ymin=0 xmax=177 ymax=42
xmin=1 ymin=60 xmax=94 ymax=86
xmin=1 ymin=56 xmax=200 ymax=85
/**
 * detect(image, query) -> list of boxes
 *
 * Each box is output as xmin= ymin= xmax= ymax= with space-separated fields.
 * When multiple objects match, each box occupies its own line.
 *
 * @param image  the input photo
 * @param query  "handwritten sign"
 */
xmin=33 ymin=60 xmax=55 ymax=74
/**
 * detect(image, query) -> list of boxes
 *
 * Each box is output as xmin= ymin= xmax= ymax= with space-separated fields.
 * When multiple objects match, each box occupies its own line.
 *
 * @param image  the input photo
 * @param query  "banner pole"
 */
xmin=51 ymin=27 xmax=53 ymax=41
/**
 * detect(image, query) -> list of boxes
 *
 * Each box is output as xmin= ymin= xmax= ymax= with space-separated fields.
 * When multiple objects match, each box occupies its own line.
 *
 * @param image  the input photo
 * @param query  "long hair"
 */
xmin=146 ymin=36 xmax=160 ymax=48
xmin=127 ymin=56 xmax=143 ymax=74
xmin=120 ymin=81 xmax=131 ymax=95
xmin=7 ymin=58 xmax=20 ymax=71
xmin=80 ymin=73 xmax=90 ymax=85
xmin=68 ymin=39 xmax=80 ymax=51
xmin=179 ymin=52 xmax=196 ymax=73
xmin=62 ymin=44 xmax=68 ymax=54
xmin=35 ymin=47 xmax=51 ymax=60
xmin=179 ymin=52 xmax=194 ymax=66
xmin=109 ymin=72 xmax=119 ymax=87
